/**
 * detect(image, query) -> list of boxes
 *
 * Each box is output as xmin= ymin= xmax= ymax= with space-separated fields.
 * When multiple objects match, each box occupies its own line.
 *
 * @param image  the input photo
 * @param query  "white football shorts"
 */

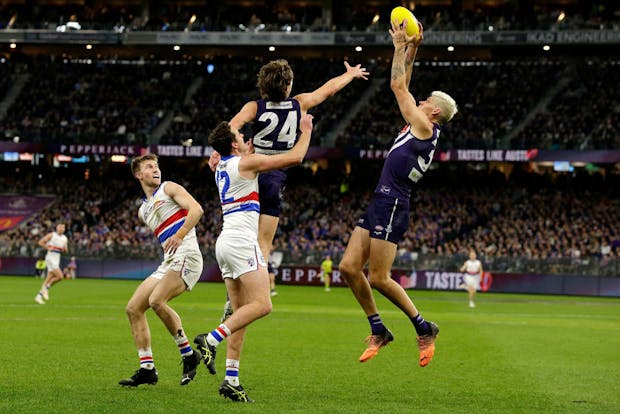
xmin=45 ymin=251 xmax=62 ymax=271
xmin=149 ymin=249 xmax=203 ymax=291
xmin=463 ymin=274 xmax=481 ymax=290
xmin=215 ymin=235 xmax=266 ymax=280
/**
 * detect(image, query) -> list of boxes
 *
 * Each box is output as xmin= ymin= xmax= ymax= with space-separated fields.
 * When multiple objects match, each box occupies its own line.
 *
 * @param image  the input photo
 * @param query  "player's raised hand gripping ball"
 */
xmin=390 ymin=6 xmax=420 ymax=37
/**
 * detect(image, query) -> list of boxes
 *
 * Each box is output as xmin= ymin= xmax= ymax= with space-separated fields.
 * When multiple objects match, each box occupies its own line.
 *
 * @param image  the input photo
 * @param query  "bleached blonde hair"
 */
xmin=431 ymin=91 xmax=458 ymax=125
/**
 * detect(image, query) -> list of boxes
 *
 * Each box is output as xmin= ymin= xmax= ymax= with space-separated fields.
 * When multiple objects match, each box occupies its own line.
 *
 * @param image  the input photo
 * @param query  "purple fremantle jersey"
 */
xmin=252 ymin=98 xmax=302 ymax=155
xmin=375 ymin=123 xmax=440 ymax=200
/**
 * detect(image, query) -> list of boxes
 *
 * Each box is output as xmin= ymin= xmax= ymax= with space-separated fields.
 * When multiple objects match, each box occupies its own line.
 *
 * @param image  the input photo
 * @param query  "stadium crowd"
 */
xmin=1 ymin=1 xmax=618 ymax=32
xmin=0 ymin=58 xmax=194 ymax=145
xmin=1 ymin=163 xmax=617 ymax=274
xmin=511 ymin=60 xmax=620 ymax=150
xmin=335 ymin=61 xmax=564 ymax=150
xmin=1 ymin=57 xmax=618 ymax=150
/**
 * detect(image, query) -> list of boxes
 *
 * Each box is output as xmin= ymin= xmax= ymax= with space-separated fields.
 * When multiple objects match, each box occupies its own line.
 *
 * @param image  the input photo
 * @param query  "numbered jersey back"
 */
xmin=252 ymin=98 xmax=301 ymax=155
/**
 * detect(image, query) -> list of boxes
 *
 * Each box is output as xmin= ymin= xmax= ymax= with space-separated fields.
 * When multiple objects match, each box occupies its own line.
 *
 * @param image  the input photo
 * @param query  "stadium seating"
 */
xmin=1 ymin=2 xmax=618 ymax=32
xmin=1 ymin=162 xmax=617 ymax=274
xmin=0 ymin=57 xmax=194 ymax=145
xmin=1 ymin=57 xmax=617 ymax=150
xmin=511 ymin=60 xmax=620 ymax=150
xmin=336 ymin=61 xmax=564 ymax=150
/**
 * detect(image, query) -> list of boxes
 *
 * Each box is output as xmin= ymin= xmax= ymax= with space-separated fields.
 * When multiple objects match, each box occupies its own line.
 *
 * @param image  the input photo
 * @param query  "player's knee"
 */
xmin=148 ymin=296 xmax=166 ymax=313
xmin=368 ymin=271 xmax=390 ymax=290
xmin=338 ymin=261 xmax=355 ymax=279
xmin=125 ymin=302 xmax=141 ymax=319
xmin=258 ymin=298 xmax=273 ymax=317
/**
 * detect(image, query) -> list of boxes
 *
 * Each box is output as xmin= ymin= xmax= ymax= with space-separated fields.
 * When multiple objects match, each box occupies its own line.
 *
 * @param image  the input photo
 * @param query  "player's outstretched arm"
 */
xmin=389 ymin=19 xmax=433 ymax=138
xmin=239 ymin=114 xmax=314 ymax=176
xmin=295 ymin=62 xmax=369 ymax=112
xmin=404 ymin=22 xmax=424 ymax=88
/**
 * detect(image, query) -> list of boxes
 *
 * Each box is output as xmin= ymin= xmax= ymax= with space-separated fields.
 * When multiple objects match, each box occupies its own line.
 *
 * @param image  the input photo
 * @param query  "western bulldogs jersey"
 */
xmin=216 ymin=156 xmax=260 ymax=237
xmin=375 ymin=123 xmax=440 ymax=200
xmin=138 ymin=181 xmax=199 ymax=256
xmin=252 ymin=98 xmax=301 ymax=155
xmin=464 ymin=259 xmax=482 ymax=275
xmin=46 ymin=232 xmax=68 ymax=254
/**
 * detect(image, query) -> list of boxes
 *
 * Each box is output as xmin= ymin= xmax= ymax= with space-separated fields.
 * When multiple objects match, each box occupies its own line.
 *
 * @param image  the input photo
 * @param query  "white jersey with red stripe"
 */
xmin=46 ymin=231 xmax=68 ymax=254
xmin=215 ymin=155 xmax=260 ymax=238
xmin=138 ymin=181 xmax=199 ymax=257
xmin=464 ymin=259 xmax=482 ymax=275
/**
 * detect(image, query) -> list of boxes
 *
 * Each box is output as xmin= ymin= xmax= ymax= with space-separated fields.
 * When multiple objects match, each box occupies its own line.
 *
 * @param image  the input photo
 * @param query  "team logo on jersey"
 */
xmin=247 ymin=257 xmax=255 ymax=267
xmin=380 ymin=185 xmax=391 ymax=194
xmin=374 ymin=225 xmax=384 ymax=232
xmin=143 ymin=200 xmax=165 ymax=221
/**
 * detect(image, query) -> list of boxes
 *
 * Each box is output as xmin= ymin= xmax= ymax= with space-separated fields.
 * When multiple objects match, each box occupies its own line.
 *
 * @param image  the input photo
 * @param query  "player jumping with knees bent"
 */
xmin=210 ymin=59 xmax=368 ymax=264
xmin=208 ymin=58 xmax=368 ymax=393
xmin=34 ymin=223 xmax=68 ymax=304
xmin=119 ymin=154 xmax=205 ymax=387
xmin=339 ymin=20 xmax=458 ymax=366
xmin=195 ymin=113 xmax=314 ymax=402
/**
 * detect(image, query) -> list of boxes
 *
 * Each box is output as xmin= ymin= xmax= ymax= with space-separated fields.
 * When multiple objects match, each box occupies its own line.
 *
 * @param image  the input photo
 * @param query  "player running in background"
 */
xmin=34 ymin=223 xmax=68 ymax=304
xmin=208 ymin=58 xmax=368 ymax=397
xmin=118 ymin=154 xmax=205 ymax=387
xmin=339 ymin=20 xmax=457 ymax=367
xmin=194 ymin=113 xmax=314 ymax=402
xmin=459 ymin=249 xmax=483 ymax=308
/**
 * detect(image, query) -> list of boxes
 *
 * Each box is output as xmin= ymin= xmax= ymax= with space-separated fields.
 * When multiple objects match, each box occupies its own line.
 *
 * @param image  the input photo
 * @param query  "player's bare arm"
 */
xmin=404 ymin=22 xmax=424 ymax=88
xmin=229 ymin=101 xmax=258 ymax=131
xmin=239 ymin=114 xmax=313 ymax=176
xmin=38 ymin=233 xmax=52 ymax=249
xmin=295 ymin=61 xmax=369 ymax=112
xmin=161 ymin=182 xmax=204 ymax=255
xmin=389 ymin=20 xmax=433 ymax=139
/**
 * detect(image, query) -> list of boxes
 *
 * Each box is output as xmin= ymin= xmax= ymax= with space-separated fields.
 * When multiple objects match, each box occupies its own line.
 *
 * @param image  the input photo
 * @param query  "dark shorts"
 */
xmin=267 ymin=262 xmax=275 ymax=274
xmin=258 ymin=169 xmax=287 ymax=217
xmin=357 ymin=194 xmax=410 ymax=244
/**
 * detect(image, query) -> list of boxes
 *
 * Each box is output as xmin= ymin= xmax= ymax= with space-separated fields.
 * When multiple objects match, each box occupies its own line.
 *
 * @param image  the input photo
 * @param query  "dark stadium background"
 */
xmin=0 ymin=0 xmax=618 ymax=296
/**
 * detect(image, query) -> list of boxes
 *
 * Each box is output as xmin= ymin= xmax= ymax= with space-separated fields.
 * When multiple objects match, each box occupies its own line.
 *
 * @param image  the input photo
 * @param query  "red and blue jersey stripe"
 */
xmin=154 ymin=209 xmax=188 ymax=244
xmin=222 ymin=191 xmax=260 ymax=216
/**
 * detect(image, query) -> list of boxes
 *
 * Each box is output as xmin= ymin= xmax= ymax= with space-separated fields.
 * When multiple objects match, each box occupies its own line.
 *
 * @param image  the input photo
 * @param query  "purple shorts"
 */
xmin=258 ymin=169 xmax=287 ymax=217
xmin=357 ymin=194 xmax=410 ymax=244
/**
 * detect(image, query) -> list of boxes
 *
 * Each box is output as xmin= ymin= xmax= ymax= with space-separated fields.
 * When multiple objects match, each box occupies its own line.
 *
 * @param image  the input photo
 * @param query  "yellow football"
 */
xmin=390 ymin=6 xmax=419 ymax=37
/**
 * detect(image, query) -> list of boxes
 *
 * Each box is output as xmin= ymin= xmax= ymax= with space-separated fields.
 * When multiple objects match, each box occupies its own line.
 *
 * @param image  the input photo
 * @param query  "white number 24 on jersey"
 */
xmin=253 ymin=111 xmax=298 ymax=148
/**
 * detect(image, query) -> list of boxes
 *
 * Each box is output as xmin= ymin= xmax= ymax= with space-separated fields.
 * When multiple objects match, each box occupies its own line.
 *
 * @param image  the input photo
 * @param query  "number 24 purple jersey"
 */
xmin=251 ymin=98 xmax=302 ymax=155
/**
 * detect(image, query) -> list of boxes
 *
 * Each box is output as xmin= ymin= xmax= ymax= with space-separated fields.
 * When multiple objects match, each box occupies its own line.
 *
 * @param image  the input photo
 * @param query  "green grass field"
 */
xmin=1 ymin=275 xmax=619 ymax=414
